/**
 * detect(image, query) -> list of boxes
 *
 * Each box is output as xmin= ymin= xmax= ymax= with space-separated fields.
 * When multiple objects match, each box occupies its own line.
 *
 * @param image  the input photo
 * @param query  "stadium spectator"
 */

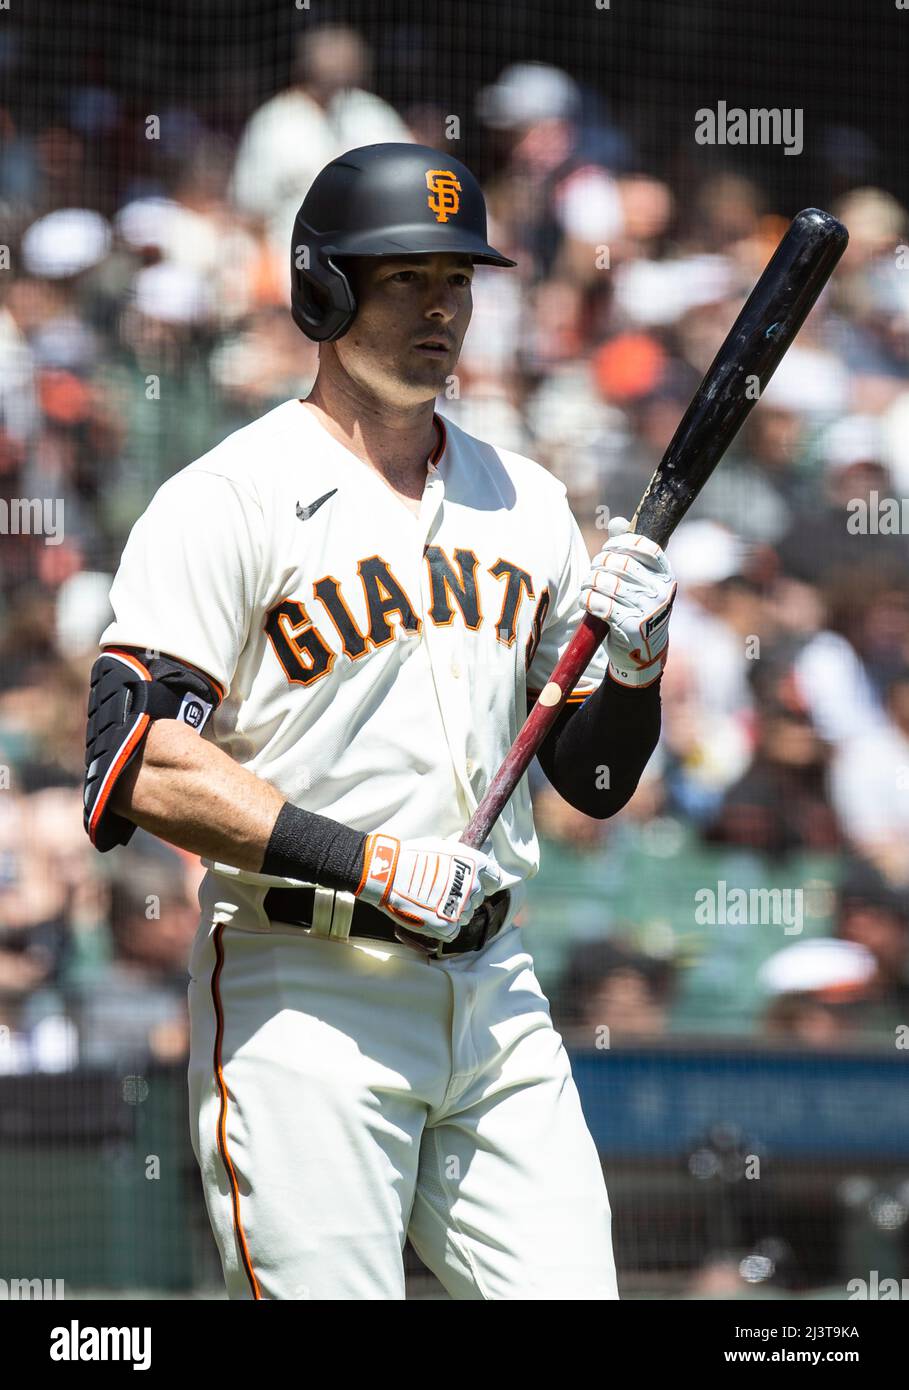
xmin=230 ymin=24 xmax=412 ymax=265
xmin=664 ymin=520 xmax=754 ymax=721
xmin=72 ymin=841 xmax=199 ymax=1068
xmin=704 ymin=675 xmax=839 ymax=857
xmin=794 ymin=563 xmax=909 ymax=745
xmin=836 ymin=858 xmax=909 ymax=1015
xmin=553 ymin=938 xmax=676 ymax=1041
xmin=758 ymin=938 xmax=878 ymax=1045
xmin=830 ymin=668 xmax=909 ymax=887
xmin=777 ymin=413 xmax=909 ymax=588
xmin=0 ymin=783 xmax=79 ymax=1072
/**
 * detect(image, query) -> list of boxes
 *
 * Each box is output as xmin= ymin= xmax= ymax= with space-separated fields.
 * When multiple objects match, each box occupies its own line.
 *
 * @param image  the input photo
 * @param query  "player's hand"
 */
xmin=355 ymin=831 xmax=501 ymax=942
xmin=580 ymin=515 xmax=677 ymax=688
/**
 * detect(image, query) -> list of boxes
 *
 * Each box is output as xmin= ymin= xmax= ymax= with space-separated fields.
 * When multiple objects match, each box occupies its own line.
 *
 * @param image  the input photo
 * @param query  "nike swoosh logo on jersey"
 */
xmin=296 ymin=489 xmax=338 ymax=521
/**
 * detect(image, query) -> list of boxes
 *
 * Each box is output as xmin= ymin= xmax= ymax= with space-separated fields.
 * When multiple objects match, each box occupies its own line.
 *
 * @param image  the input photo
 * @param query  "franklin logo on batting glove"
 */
xmin=580 ymin=516 xmax=677 ymax=688
xmin=441 ymin=856 xmax=473 ymax=920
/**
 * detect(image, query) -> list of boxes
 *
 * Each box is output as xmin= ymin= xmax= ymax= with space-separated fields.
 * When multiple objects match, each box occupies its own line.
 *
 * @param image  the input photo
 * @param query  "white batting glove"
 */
xmin=355 ymin=832 xmax=501 ymax=942
xmin=580 ymin=516 xmax=677 ymax=688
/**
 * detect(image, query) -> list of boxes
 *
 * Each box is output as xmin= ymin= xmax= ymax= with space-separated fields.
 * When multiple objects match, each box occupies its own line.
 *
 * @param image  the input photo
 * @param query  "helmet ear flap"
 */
xmin=290 ymin=241 xmax=357 ymax=342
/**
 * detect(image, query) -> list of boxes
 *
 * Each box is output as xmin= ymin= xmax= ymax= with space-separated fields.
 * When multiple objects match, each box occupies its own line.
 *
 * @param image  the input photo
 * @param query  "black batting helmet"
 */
xmin=290 ymin=142 xmax=516 ymax=342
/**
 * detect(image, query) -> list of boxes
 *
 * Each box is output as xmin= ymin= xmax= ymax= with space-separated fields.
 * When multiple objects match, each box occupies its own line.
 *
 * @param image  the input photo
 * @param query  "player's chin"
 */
xmin=396 ymin=354 xmax=454 ymax=393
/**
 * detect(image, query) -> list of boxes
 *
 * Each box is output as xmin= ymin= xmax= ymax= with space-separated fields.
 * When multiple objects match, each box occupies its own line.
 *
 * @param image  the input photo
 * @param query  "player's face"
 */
xmin=333 ymin=253 xmax=474 ymax=406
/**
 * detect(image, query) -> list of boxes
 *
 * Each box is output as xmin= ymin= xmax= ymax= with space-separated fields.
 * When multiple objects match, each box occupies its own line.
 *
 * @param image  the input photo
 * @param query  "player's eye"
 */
xmin=389 ymin=270 xmax=418 ymax=283
xmin=450 ymin=273 xmax=472 ymax=288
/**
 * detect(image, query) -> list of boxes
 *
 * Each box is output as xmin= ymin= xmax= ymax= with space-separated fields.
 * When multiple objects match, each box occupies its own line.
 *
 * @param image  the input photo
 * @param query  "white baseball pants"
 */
xmin=186 ymin=875 xmax=618 ymax=1300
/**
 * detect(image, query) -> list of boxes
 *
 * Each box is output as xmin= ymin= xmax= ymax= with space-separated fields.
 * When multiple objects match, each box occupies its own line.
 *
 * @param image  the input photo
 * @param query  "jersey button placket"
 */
xmin=417 ymin=474 xmax=476 ymax=813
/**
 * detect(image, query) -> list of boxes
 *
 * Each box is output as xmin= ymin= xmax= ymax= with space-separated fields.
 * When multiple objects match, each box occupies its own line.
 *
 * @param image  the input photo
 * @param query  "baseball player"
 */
xmin=83 ymin=143 xmax=676 ymax=1300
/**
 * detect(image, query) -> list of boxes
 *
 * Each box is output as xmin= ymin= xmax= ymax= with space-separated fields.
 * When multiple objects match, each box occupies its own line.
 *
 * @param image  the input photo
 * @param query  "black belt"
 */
xmin=263 ymin=885 xmax=512 ymax=957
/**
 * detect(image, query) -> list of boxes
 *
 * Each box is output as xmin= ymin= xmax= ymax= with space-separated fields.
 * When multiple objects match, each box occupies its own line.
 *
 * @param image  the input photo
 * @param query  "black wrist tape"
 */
xmin=261 ymin=802 xmax=368 ymax=892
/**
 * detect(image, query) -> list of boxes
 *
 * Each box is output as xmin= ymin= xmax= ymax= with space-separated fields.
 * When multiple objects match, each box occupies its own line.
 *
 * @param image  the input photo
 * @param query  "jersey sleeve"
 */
xmin=525 ymin=495 xmax=609 ymax=705
xmin=99 ymin=468 xmax=265 ymax=697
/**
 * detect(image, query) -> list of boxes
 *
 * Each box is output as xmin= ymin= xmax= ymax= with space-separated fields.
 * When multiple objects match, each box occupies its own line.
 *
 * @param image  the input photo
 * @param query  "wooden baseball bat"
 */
xmin=460 ymin=207 xmax=848 ymax=850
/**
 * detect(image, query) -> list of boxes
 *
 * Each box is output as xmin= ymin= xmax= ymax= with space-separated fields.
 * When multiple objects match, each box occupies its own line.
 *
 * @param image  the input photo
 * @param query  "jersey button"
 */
xmin=451 ymin=661 xmax=461 ymax=678
xmin=466 ymin=757 xmax=475 ymax=777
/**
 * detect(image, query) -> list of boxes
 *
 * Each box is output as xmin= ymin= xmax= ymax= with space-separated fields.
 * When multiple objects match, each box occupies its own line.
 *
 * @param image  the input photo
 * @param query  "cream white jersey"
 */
xmin=100 ymin=398 xmax=608 ymax=895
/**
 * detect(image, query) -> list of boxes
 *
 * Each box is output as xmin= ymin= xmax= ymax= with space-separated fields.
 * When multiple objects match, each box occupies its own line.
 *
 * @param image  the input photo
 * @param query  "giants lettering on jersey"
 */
xmin=98 ymin=400 xmax=612 ymax=892
xmin=264 ymin=546 xmax=551 ymax=688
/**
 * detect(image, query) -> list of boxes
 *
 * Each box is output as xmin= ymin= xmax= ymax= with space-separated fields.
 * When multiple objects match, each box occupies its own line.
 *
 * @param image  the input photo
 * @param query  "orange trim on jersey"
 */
xmin=311 ymin=572 xmax=371 ymax=661
xmin=100 ymin=645 xmax=226 ymax=704
xmin=267 ymin=600 xmax=337 ymax=688
xmin=423 ymin=546 xmax=483 ymax=632
xmin=527 ymin=686 xmax=594 ymax=706
xmin=354 ymin=555 xmax=423 ymax=647
xmin=101 ymin=647 xmax=151 ymax=680
xmin=488 ymin=557 xmax=534 ymax=648
xmin=210 ymin=921 xmax=262 ymax=1301
xmin=430 ymin=414 xmax=447 ymax=466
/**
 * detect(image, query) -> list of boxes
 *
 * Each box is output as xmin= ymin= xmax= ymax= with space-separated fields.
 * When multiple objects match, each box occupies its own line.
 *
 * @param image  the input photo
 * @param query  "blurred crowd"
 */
xmin=2 ymin=24 xmax=909 ymax=1073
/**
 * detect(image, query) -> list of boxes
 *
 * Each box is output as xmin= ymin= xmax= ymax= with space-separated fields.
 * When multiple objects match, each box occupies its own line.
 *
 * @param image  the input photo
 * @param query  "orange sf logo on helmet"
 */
xmin=425 ymin=169 xmax=461 ymax=223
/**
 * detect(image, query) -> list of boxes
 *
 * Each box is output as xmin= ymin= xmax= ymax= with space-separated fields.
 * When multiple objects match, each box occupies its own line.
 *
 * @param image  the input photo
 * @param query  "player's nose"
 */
xmin=424 ymin=280 xmax=465 ymax=323
xmin=424 ymin=293 xmax=459 ymax=325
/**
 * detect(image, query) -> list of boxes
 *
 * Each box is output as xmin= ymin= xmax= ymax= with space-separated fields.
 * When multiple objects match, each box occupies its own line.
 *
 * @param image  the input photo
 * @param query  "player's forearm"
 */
xmin=535 ymin=677 xmax=662 ymax=819
xmin=110 ymin=719 xmax=369 ymax=887
xmin=110 ymin=719 xmax=286 ymax=869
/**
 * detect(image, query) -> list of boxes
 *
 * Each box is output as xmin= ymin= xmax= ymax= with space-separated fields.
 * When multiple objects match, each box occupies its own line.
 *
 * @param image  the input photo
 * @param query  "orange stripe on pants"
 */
xmin=210 ymin=921 xmax=261 ymax=1300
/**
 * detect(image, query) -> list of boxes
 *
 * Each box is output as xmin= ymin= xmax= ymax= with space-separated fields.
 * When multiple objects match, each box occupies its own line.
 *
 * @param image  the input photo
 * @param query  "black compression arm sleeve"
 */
xmin=261 ymin=802 xmax=368 ymax=891
xmin=534 ymin=676 xmax=662 ymax=819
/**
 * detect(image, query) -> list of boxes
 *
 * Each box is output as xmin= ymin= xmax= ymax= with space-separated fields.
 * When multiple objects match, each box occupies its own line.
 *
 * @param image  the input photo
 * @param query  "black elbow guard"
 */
xmin=83 ymin=647 xmax=222 ymax=851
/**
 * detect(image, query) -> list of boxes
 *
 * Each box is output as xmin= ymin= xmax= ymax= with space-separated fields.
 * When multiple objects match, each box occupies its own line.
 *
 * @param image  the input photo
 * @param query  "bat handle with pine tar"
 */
xmin=355 ymin=831 xmax=502 ymax=948
xmin=579 ymin=516 xmax=677 ymax=688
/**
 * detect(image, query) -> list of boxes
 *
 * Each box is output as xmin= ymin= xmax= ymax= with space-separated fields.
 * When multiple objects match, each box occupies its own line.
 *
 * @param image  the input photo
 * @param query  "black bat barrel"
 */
xmin=632 ymin=208 xmax=848 ymax=547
